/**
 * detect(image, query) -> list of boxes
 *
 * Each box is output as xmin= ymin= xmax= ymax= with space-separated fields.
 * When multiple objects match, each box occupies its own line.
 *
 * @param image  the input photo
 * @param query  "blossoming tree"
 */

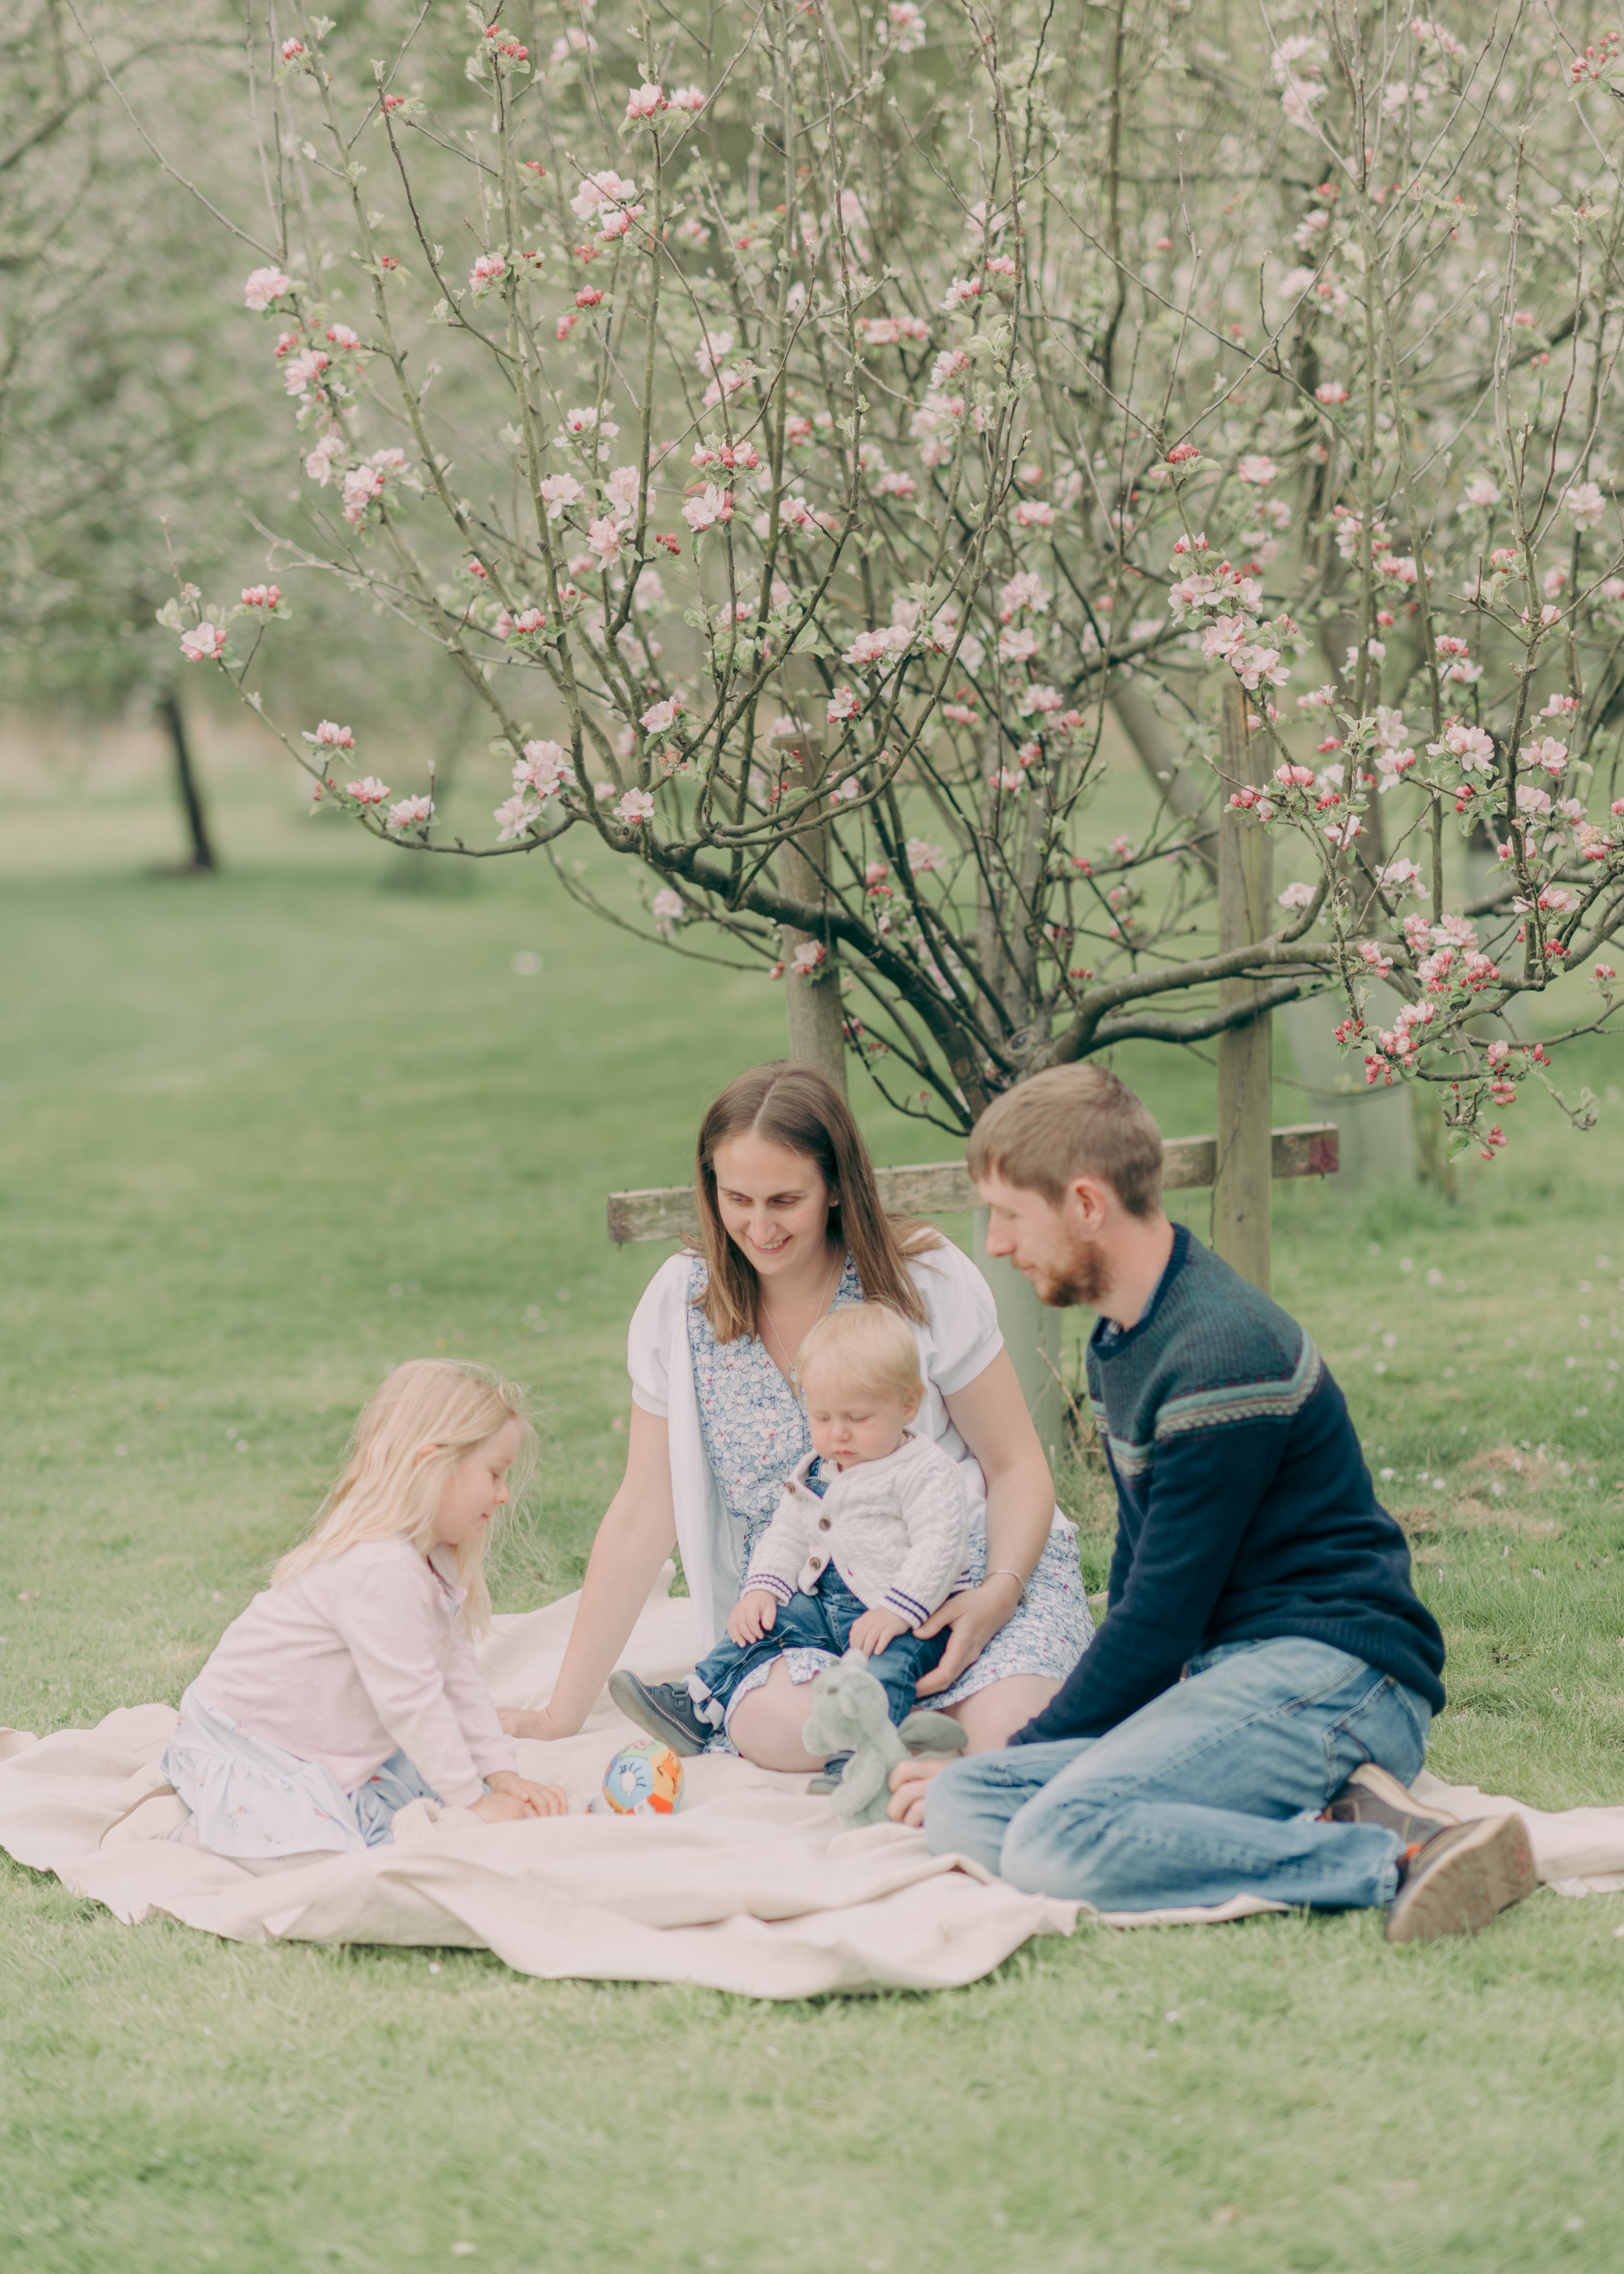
xmin=168 ymin=0 xmax=1623 ymax=1156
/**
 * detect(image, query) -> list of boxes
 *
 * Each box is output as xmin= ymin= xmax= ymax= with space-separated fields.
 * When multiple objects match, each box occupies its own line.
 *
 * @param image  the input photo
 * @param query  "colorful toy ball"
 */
xmin=601 ymin=1739 xmax=685 ymax=1817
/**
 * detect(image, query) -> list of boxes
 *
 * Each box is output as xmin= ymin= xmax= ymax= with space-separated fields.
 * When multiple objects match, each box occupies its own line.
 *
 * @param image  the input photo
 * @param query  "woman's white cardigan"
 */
xmin=627 ymin=1240 xmax=1008 ymax=1656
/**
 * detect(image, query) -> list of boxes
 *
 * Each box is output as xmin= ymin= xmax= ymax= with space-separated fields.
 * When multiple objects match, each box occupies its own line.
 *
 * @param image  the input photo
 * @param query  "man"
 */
xmin=889 ymin=1064 xmax=1536 ymax=1943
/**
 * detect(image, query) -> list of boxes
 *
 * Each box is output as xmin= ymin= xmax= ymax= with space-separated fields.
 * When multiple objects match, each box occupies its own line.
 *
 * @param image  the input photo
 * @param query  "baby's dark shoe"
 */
xmin=608 ymin=1671 xmax=711 ymax=1757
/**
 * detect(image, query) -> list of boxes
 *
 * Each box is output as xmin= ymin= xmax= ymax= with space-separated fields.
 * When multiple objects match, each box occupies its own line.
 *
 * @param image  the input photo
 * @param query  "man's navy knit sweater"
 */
xmin=1013 ymin=1225 xmax=1445 ymax=1746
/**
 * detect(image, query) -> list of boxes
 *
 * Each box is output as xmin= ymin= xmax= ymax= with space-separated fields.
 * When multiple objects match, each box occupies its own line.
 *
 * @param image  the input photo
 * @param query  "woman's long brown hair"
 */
xmin=692 ymin=1063 xmax=941 ymax=1342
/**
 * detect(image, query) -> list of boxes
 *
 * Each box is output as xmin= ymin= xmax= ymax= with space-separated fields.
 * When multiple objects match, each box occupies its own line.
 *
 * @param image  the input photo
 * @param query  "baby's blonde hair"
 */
xmin=796 ymin=1302 xmax=923 ymax=1405
xmin=273 ymin=1360 xmax=535 ymax=1631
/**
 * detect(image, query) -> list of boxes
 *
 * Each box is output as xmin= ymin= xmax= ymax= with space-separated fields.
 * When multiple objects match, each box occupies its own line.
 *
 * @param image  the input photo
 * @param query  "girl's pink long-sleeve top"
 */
xmin=193 ymin=1539 xmax=516 ymax=1807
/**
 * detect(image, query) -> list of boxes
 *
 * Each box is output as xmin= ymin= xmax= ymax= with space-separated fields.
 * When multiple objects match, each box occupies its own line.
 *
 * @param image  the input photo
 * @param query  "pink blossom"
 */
xmin=342 ymin=465 xmax=385 ymax=524
xmin=1358 ymin=940 xmax=1395 ymax=975
xmin=1275 ymin=764 xmax=1316 ymax=789
xmin=1015 ymin=500 xmax=1056 ymax=528
xmin=325 ymin=324 xmax=362 ymax=351
xmin=906 ymin=838 xmax=944 ymax=873
xmin=305 ymin=431 xmax=344 ymax=485
xmin=1232 ymin=645 xmax=1289 ymax=690
xmin=386 ymin=795 xmax=433 ymax=833
xmin=1000 ymin=571 xmax=1050 ymax=616
xmin=843 ymin=625 xmax=909 ymax=669
xmin=179 ymin=622 xmax=227 ymax=663
xmin=682 ymin=483 xmax=734 ymax=533
xmin=346 ymin=776 xmax=389 ymax=804
xmin=280 ymin=38 xmax=304 ymax=62
xmin=828 ymin=777 xmax=862 ymax=805
xmin=615 ymin=787 xmax=655 ymax=826
xmin=240 ymin=585 xmax=281 ymax=609
xmin=1315 ymin=381 xmax=1349 ymax=405
xmin=1565 ymin=480 xmax=1606 ymax=529
xmin=1596 ymin=963 xmax=1618 ymax=984
xmin=539 ymin=474 xmax=585 ymax=520
xmin=1278 ymin=880 xmax=1315 ymax=909
xmin=670 ymin=85 xmax=707 ymax=112
xmin=1236 ymin=454 xmax=1277 ymax=485
xmin=1427 ymin=720 xmax=1495 ymax=773
xmin=1166 ymin=442 xmax=1200 ymax=466
xmin=1110 ymin=835 xmax=1133 ymax=860
xmin=999 ymin=626 xmax=1039 ymax=665
xmin=624 ymin=83 xmax=666 ymax=120
xmin=941 ymin=275 xmax=982 ymax=309
xmin=244 ymin=266 xmax=292 ymax=311
xmin=885 ymin=2 xmax=929 ymax=50
xmin=305 ymin=722 xmax=356 ymax=750
xmin=640 ymin=699 xmax=681 ymax=736
xmin=1324 ymin=815 xmax=1364 ymax=850
xmin=652 ymin=889 xmax=685 ymax=935
xmin=1523 ymin=736 xmax=1569 ymax=777
xmin=469 ymin=253 xmax=506 ymax=294
xmin=493 ymin=793 xmax=541 ymax=841
xmin=513 ymin=742 xmax=569 ymax=799
xmin=1516 ymin=783 xmax=1553 ymax=817
xmin=789 ymin=941 xmax=827 ymax=978
xmin=586 ymin=515 xmax=624 ymax=565
xmin=570 ymin=170 xmax=638 ymax=222
xmin=1464 ymin=474 xmax=1499 ymax=508
xmin=826 ymin=687 xmax=861 ymax=722
xmin=1200 ymin=615 xmax=1250 ymax=661
xmin=283 ymin=348 xmax=329 ymax=398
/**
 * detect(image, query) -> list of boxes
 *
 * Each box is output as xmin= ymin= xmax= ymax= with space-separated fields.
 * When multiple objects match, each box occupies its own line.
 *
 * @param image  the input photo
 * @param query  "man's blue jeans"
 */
xmin=924 ymin=1638 xmax=1432 ymax=1912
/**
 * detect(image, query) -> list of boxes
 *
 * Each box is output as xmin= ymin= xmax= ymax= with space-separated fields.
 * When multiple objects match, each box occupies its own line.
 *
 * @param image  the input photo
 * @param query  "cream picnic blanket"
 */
xmin=3 ymin=1571 xmax=1621 ymax=1995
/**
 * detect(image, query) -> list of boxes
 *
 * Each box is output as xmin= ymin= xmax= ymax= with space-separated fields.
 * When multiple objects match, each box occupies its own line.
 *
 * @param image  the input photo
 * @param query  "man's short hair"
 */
xmin=966 ymin=1064 xmax=1165 ymax=1218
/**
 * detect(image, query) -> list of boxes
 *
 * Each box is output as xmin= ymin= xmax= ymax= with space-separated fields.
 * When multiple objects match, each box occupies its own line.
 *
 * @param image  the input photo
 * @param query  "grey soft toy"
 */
xmin=801 ymin=1650 xmax=969 ymax=1827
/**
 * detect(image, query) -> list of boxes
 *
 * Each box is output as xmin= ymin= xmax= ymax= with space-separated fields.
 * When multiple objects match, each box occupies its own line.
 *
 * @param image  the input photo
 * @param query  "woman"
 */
xmin=501 ymin=1063 xmax=1093 ymax=1767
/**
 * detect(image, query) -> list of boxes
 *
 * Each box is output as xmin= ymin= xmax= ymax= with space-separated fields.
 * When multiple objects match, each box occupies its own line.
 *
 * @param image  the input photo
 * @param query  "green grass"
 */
xmin=3 ymin=763 xmax=1624 ymax=2274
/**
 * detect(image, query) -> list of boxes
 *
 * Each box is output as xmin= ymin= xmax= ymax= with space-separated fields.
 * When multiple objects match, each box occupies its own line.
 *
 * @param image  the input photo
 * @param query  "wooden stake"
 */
xmin=1213 ymin=679 xmax=1274 ymax=1292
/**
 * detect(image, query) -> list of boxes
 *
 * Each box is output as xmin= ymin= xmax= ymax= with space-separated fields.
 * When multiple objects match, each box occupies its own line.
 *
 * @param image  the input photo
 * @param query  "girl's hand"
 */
xmin=849 ymin=1605 xmax=911 ymax=1657
xmin=911 ymin=1572 xmax=1026 ymax=1697
xmin=727 ymin=1589 xmax=779 ymax=1647
xmin=477 ymin=1772 xmax=570 ymax=1820
xmin=498 ymin=1704 xmax=569 ymax=1742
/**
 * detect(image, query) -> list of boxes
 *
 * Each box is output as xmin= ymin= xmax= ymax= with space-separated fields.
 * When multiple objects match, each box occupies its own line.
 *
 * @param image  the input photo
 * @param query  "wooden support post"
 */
xmin=1213 ymin=679 xmax=1274 ymax=1292
xmin=772 ymin=721 xmax=846 ymax=1095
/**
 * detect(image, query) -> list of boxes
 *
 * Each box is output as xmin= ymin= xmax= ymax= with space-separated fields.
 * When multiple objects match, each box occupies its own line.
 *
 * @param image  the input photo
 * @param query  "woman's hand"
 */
xmin=476 ymin=1771 xmax=569 ymax=1820
xmin=911 ymin=1571 xmax=1026 ymax=1697
xmin=497 ymin=1704 xmax=570 ymax=1743
xmin=727 ymin=1589 xmax=779 ymax=1647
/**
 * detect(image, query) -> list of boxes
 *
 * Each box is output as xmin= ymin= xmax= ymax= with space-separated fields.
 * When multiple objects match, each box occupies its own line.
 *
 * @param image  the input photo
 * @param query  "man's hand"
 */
xmin=911 ymin=1572 xmax=1026 ymax=1696
xmin=728 ymin=1588 xmax=780 ymax=1647
xmin=848 ymin=1605 xmax=912 ymax=1657
xmin=887 ymin=1754 xmax=950 ymax=1828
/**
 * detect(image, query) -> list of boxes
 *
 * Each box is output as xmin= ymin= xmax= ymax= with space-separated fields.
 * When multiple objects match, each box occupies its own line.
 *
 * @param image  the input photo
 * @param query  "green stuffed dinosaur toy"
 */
xmin=801 ymin=1650 xmax=969 ymax=1828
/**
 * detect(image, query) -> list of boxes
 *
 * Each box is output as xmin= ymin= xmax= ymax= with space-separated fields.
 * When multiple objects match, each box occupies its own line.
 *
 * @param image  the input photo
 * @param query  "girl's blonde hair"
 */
xmin=273 ymin=1360 xmax=535 ymax=1631
xmin=796 ymin=1303 xmax=924 ymax=1407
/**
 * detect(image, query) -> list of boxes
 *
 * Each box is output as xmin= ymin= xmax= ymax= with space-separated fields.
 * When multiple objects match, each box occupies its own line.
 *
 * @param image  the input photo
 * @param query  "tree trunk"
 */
xmin=157 ymin=685 xmax=218 ymax=874
xmin=1212 ymin=682 xmax=1273 ymax=1290
xmin=772 ymin=721 xmax=846 ymax=1094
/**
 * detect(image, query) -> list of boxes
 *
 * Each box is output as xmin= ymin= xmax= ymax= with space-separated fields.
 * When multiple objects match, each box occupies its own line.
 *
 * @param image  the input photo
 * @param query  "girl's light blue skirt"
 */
xmin=162 ymin=1685 xmax=437 ymax=1859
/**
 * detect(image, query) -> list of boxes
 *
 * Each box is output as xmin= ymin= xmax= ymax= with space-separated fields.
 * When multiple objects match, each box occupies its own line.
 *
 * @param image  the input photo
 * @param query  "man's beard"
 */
xmin=1025 ymin=1230 xmax=1111 ymax=1310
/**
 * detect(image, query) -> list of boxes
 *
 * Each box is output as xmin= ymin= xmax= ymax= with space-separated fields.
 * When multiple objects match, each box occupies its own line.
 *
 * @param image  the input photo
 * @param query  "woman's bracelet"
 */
xmin=984 ymin=1566 xmax=1029 ymax=1604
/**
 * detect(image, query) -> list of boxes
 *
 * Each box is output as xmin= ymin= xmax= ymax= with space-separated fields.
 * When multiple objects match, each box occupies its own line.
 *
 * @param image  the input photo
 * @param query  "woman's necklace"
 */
xmin=758 ymin=1247 xmax=843 ymax=1381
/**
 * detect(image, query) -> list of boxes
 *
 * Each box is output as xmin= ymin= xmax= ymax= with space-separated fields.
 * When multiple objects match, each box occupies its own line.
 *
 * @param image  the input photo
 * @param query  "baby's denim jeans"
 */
xmin=694 ymin=1567 xmax=946 ymax=1730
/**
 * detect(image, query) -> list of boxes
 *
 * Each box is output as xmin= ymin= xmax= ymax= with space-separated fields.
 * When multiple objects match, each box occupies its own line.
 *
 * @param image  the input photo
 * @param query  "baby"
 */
xmin=687 ymin=1302 xmax=971 ymax=1744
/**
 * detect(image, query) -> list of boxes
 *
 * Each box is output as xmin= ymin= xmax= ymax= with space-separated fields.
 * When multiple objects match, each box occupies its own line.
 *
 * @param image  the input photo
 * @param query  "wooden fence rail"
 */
xmin=607 ymin=1121 xmax=1339 ymax=1246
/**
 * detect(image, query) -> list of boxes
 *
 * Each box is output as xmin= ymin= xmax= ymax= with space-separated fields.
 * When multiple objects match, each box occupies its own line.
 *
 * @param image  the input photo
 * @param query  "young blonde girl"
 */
xmin=164 ymin=1360 xmax=566 ymax=1858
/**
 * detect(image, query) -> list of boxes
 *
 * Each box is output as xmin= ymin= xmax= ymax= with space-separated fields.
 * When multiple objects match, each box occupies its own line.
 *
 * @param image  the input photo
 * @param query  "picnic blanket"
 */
xmin=3 ymin=1568 xmax=1623 ymax=1995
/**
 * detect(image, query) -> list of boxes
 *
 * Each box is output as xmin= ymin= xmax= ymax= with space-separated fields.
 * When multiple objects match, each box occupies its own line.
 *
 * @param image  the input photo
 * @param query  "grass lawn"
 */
xmin=3 ymin=760 xmax=1623 ymax=2274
